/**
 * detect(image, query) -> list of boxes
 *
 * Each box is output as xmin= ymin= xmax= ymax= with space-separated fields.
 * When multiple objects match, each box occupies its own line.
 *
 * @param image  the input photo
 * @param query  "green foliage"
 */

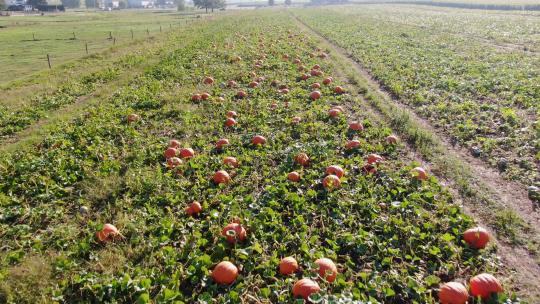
xmin=0 ymin=11 xmax=517 ymax=303
xmin=295 ymin=6 xmax=539 ymax=186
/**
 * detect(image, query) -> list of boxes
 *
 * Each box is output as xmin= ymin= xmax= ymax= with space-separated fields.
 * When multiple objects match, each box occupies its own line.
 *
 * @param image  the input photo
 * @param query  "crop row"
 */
xmin=0 ymin=12 xmax=513 ymax=303
xmin=294 ymin=6 xmax=539 ymax=189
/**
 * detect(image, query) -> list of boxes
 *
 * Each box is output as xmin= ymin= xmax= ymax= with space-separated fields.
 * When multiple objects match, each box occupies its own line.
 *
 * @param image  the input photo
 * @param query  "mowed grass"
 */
xmin=0 ymin=10 xmax=200 ymax=84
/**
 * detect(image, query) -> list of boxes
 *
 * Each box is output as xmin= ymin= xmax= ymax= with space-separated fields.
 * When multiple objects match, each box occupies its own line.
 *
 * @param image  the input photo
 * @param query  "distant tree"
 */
xmin=84 ymin=0 xmax=96 ymax=8
xmin=284 ymin=0 xmax=291 ymax=5
xmin=193 ymin=0 xmax=223 ymax=12
xmin=177 ymin=0 xmax=185 ymax=10
xmin=0 ymin=0 xmax=6 ymax=10
xmin=61 ymin=0 xmax=80 ymax=8
xmin=268 ymin=0 xmax=274 ymax=5
xmin=118 ymin=0 xmax=126 ymax=8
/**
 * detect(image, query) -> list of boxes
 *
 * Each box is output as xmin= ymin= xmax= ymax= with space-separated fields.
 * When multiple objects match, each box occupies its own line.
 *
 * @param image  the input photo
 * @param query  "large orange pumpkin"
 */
xmin=292 ymin=278 xmax=320 ymax=300
xmin=295 ymin=153 xmax=310 ymax=167
xmin=252 ymin=135 xmax=267 ymax=145
xmin=164 ymin=147 xmax=177 ymax=159
xmin=325 ymin=165 xmax=345 ymax=178
xmin=221 ymin=223 xmax=247 ymax=243
xmin=216 ymin=138 xmax=230 ymax=149
xmin=469 ymin=273 xmax=503 ymax=299
xmin=168 ymin=139 xmax=181 ymax=148
xmin=310 ymin=90 xmax=322 ymax=100
xmin=179 ymin=148 xmax=194 ymax=159
xmin=349 ymin=121 xmax=363 ymax=131
xmin=223 ymin=156 xmax=239 ymax=168
xmin=226 ymin=110 xmax=237 ymax=118
xmin=438 ymin=282 xmax=469 ymax=304
xmin=345 ymin=140 xmax=361 ymax=150
xmin=323 ymin=175 xmax=341 ymax=191
xmin=315 ymin=258 xmax=338 ymax=282
xmin=288 ymin=171 xmax=300 ymax=182
xmin=212 ymin=261 xmax=238 ymax=285
xmin=367 ymin=154 xmax=383 ymax=164
xmin=185 ymin=201 xmax=202 ymax=216
xmin=225 ymin=117 xmax=237 ymax=127
xmin=279 ymin=257 xmax=299 ymax=275
xmin=412 ymin=167 xmax=428 ymax=181
xmin=213 ymin=170 xmax=231 ymax=184
xmin=96 ymin=224 xmax=119 ymax=243
xmin=463 ymin=227 xmax=490 ymax=249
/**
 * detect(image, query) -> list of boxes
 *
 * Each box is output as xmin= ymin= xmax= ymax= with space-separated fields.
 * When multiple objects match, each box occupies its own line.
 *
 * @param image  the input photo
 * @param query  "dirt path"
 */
xmin=290 ymin=13 xmax=540 ymax=301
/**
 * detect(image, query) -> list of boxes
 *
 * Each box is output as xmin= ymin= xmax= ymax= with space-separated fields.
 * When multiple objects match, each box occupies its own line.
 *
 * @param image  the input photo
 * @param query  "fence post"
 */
xmin=131 ymin=29 xmax=134 ymax=40
xmin=146 ymin=28 xmax=149 ymax=36
xmin=47 ymin=54 xmax=51 ymax=69
xmin=113 ymin=37 xmax=116 ymax=45
xmin=85 ymin=42 xmax=88 ymax=54
xmin=109 ymin=31 xmax=112 ymax=39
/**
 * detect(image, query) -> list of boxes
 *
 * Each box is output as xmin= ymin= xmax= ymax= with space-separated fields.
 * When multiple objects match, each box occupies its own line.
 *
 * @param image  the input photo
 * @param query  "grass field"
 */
xmin=0 ymin=10 xmax=199 ymax=84
xmin=0 ymin=5 xmax=538 ymax=304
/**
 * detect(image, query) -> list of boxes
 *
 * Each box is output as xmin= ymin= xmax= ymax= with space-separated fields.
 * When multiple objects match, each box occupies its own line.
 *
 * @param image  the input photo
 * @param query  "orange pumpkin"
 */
xmin=323 ymin=175 xmax=341 ymax=191
xmin=201 ymin=92 xmax=211 ymax=100
xmin=315 ymin=258 xmax=338 ymax=282
xmin=322 ymin=77 xmax=333 ymax=85
xmin=345 ymin=140 xmax=361 ymax=150
xmin=463 ymin=227 xmax=490 ymax=249
xmin=169 ymin=139 xmax=181 ymax=149
xmin=280 ymin=88 xmax=290 ymax=94
xmin=279 ymin=256 xmax=299 ymax=275
xmin=223 ymin=156 xmax=239 ymax=168
xmin=213 ymin=170 xmax=231 ymax=184
xmin=328 ymin=108 xmax=341 ymax=118
xmin=292 ymin=278 xmax=320 ymax=300
xmin=164 ymin=147 xmax=177 ymax=159
xmin=367 ymin=153 xmax=383 ymax=164
xmin=288 ymin=171 xmax=300 ymax=182
xmin=311 ymin=83 xmax=321 ymax=89
xmin=203 ymin=76 xmax=214 ymax=85
xmin=216 ymin=138 xmax=230 ymax=149
xmin=212 ymin=261 xmax=238 ymax=285
xmin=248 ymin=81 xmax=259 ymax=88
xmin=334 ymin=86 xmax=345 ymax=94
xmin=236 ymin=90 xmax=247 ymax=98
xmin=349 ymin=121 xmax=364 ymax=131
xmin=179 ymin=148 xmax=194 ymax=159
xmin=295 ymin=153 xmax=310 ymax=167
xmin=225 ymin=117 xmax=237 ymax=127
xmin=252 ymin=135 xmax=267 ymax=145
xmin=227 ymin=80 xmax=238 ymax=88
xmin=221 ymin=223 xmax=247 ymax=243
xmin=412 ymin=167 xmax=428 ymax=181
xmin=185 ymin=201 xmax=202 ymax=216
xmin=310 ymin=90 xmax=321 ymax=100
xmin=191 ymin=94 xmax=202 ymax=102
xmin=438 ymin=282 xmax=469 ymax=304
xmin=386 ymin=135 xmax=398 ymax=144
xmin=469 ymin=273 xmax=503 ymax=299
xmin=96 ymin=224 xmax=119 ymax=243
xmin=127 ymin=114 xmax=140 ymax=123
xmin=166 ymin=157 xmax=182 ymax=169
xmin=326 ymin=165 xmax=345 ymax=178
xmin=226 ymin=111 xmax=237 ymax=118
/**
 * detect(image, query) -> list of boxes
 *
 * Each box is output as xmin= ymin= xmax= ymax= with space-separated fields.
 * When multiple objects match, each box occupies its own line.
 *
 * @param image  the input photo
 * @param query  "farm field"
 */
xmin=0 ymin=9 xmax=527 ymax=303
xmin=294 ymin=5 xmax=540 ymax=188
xmin=0 ymin=10 xmax=198 ymax=84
